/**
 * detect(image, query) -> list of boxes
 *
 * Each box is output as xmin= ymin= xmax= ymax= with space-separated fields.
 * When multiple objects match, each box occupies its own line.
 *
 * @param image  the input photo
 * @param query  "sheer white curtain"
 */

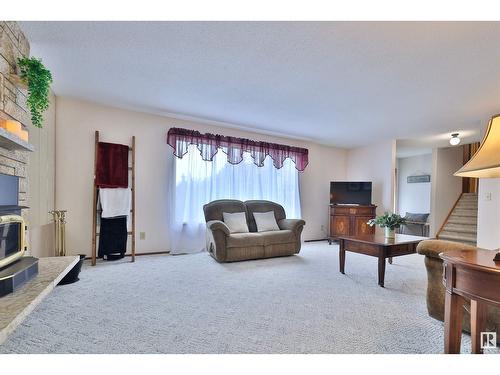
xmin=169 ymin=144 xmax=301 ymax=254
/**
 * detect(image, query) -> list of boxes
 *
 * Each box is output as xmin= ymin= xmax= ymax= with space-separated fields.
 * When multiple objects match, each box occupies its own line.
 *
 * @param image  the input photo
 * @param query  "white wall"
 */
xmin=396 ymin=154 xmax=432 ymax=217
xmin=28 ymin=92 xmax=56 ymax=258
xmin=477 ymin=178 xmax=500 ymax=249
xmin=55 ymin=97 xmax=348 ymax=256
xmin=346 ymin=140 xmax=396 ymax=214
xmin=429 ymin=146 xmax=463 ymax=236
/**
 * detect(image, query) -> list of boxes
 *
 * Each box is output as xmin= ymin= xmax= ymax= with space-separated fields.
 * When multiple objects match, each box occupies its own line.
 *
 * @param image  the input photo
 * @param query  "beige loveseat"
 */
xmin=417 ymin=239 xmax=500 ymax=343
xmin=203 ymin=199 xmax=305 ymax=262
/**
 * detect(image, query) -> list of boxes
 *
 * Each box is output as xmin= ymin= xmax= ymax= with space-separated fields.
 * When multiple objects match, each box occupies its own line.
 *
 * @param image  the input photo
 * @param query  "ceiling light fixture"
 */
xmin=449 ymin=133 xmax=461 ymax=146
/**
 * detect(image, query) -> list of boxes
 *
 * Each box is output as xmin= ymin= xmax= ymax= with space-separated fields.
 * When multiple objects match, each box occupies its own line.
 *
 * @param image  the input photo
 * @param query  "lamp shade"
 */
xmin=454 ymin=115 xmax=500 ymax=178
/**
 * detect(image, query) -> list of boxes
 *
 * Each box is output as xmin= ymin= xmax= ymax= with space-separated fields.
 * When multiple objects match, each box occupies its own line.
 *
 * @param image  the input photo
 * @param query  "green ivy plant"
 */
xmin=17 ymin=57 xmax=53 ymax=128
xmin=367 ymin=212 xmax=406 ymax=230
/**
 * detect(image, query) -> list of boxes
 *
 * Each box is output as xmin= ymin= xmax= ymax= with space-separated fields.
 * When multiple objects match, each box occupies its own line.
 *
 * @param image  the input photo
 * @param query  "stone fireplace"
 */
xmin=0 ymin=22 xmax=32 ymax=250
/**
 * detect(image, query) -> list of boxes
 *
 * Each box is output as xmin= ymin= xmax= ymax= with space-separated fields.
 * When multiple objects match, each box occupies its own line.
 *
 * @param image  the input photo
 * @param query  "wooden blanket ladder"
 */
xmin=91 ymin=130 xmax=136 ymax=266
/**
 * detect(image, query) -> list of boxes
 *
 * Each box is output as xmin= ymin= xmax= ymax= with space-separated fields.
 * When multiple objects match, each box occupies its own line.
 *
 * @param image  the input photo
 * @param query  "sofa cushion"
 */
xmin=223 ymin=212 xmax=249 ymax=233
xmin=245 ymin=200 xmax=286 ymax=232
xmin=226 ymin=230 xmax=295 ymax=248
xmin=227 ymin=232 xmax=265 ymax=248
xmin=253 ymin=211 xmax=280 ymax=232
xmin=259 ymin=230 xmax=295 ymax=246
xmin=203 ymin=199 xmax=247 ymax=222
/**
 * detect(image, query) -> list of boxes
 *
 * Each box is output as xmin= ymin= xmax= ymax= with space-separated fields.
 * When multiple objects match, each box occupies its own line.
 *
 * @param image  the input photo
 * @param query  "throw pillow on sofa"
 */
xmin=253 ymin=211 xmax=280 ymax=232
xmin=222 ymin=212 xmax=249 ymax=233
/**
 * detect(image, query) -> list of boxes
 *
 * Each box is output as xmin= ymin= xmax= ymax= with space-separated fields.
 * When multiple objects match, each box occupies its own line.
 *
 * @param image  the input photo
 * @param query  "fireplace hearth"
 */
xmin=0 ymin=256 xmax=38 ymax=297
xmin=0 ymin=173 xmax=38 ymax=297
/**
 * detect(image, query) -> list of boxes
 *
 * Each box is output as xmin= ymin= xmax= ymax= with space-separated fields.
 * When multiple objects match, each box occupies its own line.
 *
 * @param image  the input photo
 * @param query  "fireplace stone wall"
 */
xmin=1 ymin=21 xmax=57 ymax=258
xmin=0 ymin=21 xmax=30 ymax=209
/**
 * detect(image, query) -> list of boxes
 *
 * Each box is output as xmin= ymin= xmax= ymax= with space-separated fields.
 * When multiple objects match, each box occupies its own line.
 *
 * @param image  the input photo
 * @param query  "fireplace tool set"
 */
xmin=49 ymin=210 xmax=67 ymax=257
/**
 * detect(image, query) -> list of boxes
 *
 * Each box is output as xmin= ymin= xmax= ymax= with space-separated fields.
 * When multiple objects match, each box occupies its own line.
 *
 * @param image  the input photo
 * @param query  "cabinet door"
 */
xmin=354 ymin=216 xmax=374 ymax=235
xmin=331 ymin=215 xmax=350 ymax=236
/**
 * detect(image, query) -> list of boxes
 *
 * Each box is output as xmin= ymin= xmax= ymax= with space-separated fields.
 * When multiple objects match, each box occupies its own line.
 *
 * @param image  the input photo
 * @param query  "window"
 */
xmin=174 ymin=145 xmax=301 ymax=226
xmin=166 ymin=127 xmax=307 ymax=253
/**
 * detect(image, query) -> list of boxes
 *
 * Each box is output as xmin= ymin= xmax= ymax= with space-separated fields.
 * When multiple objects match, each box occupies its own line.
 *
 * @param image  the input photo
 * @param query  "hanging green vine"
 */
xmin=17 ymin=57 xmax=53 ymax=128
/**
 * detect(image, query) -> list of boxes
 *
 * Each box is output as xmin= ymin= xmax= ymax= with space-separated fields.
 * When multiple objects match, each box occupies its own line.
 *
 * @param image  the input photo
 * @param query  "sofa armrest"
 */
xmin=417 ymin=239 xmax=479 ymax=259
xmin=206 ymin=220 xmax=230 ymax=262
xmin=206 ymin=220 xmax=230 ymax=236
xmin=278 ymin=219 xmax=305 ymax=233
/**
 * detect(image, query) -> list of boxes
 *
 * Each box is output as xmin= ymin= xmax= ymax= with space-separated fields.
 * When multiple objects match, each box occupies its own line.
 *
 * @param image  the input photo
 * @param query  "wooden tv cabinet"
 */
xmin=328 ymin=204 xmax=377 ymax=244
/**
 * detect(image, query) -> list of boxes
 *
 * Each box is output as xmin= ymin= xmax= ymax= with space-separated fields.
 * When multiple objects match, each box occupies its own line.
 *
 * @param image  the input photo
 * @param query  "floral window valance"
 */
xmin=166 ymin=127 xmax=309 ymax=171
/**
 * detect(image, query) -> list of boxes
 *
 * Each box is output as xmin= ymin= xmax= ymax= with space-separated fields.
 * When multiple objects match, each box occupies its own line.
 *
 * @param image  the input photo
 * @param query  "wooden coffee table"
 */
xmin=337 ymin=233 xmax=428 ymax=287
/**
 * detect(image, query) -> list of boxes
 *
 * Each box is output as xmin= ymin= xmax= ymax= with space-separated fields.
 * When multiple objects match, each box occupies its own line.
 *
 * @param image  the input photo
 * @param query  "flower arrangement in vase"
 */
xmin=367 ymin=212 xmax=406 ymax=239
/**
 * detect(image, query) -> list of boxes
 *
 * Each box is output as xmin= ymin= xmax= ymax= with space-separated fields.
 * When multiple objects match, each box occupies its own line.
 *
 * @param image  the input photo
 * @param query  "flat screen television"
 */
xmin=330 ymin=181 xmax=372 ymax=205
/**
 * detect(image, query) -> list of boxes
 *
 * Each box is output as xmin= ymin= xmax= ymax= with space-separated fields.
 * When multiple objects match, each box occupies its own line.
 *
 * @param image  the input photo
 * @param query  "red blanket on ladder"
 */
xmin=95 ymin=142 xmax=129 ymax=188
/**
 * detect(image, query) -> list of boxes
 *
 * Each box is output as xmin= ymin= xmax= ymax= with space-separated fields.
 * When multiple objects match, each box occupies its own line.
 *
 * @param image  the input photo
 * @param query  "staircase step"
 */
xmin=455 ymin=207 xmax=478 ymax=212
xmin=439 ymin=231 xmax=477 ymax=244
xmin=458 ymin=201 xmax=478 ymax=205
xmin=456 ymin=199 xmax=478 ymax=204
xmin=448 ymin=216 xmax=477 ymax=225
xmin=442 ymin=223 xmax=477 ymax=234
xmin=459 ymin=199 xmax=478 ymax=204
xmin=456 ymin=202 xmax=478 ymax=207
xmin=455 ymin=207 xmax=478 ymax=211
xmin=437 ymin=194 xmax=478 ymax=246
xmin=451 ymin=209 xmax=478 ymax=217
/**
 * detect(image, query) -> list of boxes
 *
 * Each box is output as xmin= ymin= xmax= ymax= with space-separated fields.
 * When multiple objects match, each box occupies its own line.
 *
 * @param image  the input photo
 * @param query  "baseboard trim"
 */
xmin=304 ymin=238 xmax=330 ymax=243
xmin=84 ymin=250 xmax=170 ymax=261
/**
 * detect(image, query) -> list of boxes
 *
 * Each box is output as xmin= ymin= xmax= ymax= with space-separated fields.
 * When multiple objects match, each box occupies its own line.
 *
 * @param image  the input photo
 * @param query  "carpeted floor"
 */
xmin=1 ymin=242 xmax=496 ymax=354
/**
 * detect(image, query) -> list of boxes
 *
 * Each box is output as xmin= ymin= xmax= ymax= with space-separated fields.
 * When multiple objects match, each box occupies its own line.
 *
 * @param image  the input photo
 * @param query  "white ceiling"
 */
xmin=20 ymin=21 xmax=500 ymax=148
xmin=396 ymin=127 xmax=482 ymax=158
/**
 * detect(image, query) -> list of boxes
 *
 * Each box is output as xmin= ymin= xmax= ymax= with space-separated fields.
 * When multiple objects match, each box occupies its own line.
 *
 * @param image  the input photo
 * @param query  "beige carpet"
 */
xmin=1 ymin=242 xmax=497 ymax=354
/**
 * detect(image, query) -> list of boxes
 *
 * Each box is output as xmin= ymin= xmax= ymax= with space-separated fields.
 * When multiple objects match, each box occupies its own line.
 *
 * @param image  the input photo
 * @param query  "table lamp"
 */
xmin=455 ymin=114 xmax=500 ymax=261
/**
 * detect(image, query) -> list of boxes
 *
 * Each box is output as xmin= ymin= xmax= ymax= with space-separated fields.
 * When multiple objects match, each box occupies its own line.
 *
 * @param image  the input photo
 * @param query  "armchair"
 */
xmin=417 ymin=239 xmax=500 ymax=343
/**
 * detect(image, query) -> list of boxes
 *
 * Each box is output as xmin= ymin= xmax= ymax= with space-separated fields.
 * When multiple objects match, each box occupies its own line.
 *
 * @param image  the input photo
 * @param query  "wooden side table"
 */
xmin=440 ymin=249 xmax=500 ymax=354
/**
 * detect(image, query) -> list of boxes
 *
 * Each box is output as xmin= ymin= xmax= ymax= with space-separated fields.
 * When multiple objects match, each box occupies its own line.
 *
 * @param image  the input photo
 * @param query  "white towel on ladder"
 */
xmin=99 ymin=188 xmax=131 ymax=218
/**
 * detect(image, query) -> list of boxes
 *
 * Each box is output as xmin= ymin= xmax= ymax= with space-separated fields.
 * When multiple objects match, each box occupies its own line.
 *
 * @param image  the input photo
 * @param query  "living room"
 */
xmin=2 ymin=1 xmax=500 ymax=373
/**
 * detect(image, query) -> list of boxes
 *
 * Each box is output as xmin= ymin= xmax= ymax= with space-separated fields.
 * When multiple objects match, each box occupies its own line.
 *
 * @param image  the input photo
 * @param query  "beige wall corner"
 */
xmin=477 ymin=178 xmax=500 ymax=249
xmin=429 ymin=146 xmax=463 ymax=237
xmin=27 ymin=92 xmax=56 ymax=257
xmin=346 ymin=139 xmax=396 ymax=217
